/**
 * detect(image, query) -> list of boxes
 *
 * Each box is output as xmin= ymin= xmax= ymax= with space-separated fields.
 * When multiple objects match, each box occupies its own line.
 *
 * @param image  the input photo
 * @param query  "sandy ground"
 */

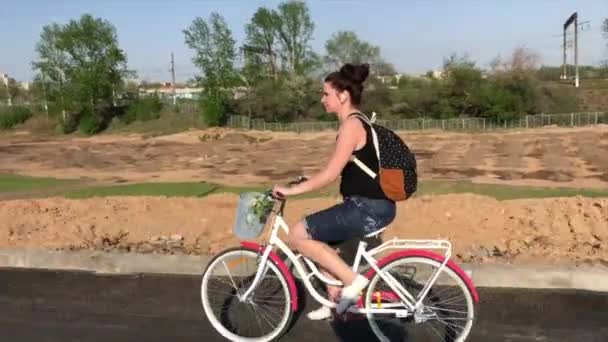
xmin=0 ymin=193 xmax=606 ymax=265
xmin=1 ymin=125 xmax=607 ymax=265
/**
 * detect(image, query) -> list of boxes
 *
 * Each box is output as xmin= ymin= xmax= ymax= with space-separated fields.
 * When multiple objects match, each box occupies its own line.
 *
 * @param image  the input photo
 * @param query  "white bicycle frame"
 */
xmin=240 ymin=207 xmax=453 ymax=316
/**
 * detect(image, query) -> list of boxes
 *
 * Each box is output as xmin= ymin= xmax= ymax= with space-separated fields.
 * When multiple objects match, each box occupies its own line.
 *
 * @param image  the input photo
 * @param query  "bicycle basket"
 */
xmin=233 ymin=192 xmax=275 ymax=239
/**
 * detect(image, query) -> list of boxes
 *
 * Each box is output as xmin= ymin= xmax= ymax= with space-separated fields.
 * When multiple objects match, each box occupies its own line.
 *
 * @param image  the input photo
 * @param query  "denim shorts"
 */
xmin=303 ymin=196 xmax=396 ymax=244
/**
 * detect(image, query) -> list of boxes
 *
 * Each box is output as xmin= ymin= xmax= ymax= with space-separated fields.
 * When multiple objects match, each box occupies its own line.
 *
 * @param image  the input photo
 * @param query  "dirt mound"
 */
xmin=391 ymin=194 xmax=608 ymax=265
xmin=2 ymin=124 xmax=607 ymax=188
xmin=1 ymin=194 xmax=606 ymax=265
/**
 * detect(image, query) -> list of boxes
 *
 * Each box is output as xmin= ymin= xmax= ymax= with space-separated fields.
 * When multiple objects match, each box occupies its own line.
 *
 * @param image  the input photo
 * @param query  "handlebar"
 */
xmin=288 ymin=175 xmax=309 ymax=186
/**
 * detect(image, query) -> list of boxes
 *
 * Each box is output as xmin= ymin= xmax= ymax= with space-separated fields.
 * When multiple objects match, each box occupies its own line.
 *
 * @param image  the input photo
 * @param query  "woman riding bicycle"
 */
xmin=272 ymin=63 xmax=397 ymax=319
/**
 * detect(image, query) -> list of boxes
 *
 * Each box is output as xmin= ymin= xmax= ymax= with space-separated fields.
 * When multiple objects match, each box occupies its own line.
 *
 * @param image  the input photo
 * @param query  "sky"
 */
xmin=1 ymin=0 xmax=607 ymax=82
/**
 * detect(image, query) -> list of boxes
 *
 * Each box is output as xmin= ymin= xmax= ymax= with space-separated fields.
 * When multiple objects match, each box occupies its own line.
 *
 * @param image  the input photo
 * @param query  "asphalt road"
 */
xmin=1 ymin=268 xmax=607 ymax=341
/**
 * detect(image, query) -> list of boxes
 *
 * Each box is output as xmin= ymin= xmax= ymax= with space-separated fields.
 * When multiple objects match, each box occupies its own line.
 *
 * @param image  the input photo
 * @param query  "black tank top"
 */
xmin=339 ymin=115 xmax=389 ymax=200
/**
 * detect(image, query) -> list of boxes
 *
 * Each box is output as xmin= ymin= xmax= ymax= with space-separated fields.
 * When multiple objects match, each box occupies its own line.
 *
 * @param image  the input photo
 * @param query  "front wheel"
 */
xmin=365 ymin=255 xmax=476 ymax=342
xmin=201 ymin=247 xmax=294 ymax=341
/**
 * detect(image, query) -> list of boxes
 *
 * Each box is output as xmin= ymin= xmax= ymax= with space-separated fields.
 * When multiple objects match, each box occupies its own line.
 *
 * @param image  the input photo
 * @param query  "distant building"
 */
xmin=1 ymin=73 xmax=8 ymax=86
xmin=376 ymin=73 xmax=405 ymax=84
xmin=140 ymin=85 xmax=203 ymax=100
xmin=424 ymin=70 xmax=443 ymax=79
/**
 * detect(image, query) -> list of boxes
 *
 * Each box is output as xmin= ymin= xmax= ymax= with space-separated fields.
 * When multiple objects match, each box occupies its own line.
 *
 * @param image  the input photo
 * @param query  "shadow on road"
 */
xmin=329 ymin=314 xmax=408 ymax=341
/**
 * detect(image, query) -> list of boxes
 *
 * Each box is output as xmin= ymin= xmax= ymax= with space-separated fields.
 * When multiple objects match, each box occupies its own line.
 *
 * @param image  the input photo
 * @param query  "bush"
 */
xmin=0 ymin=106 xmax=33 ymax=129
xmin=123 ymin=96 xmax=163 ymax=123
xmin=78 ymin=110 xmax=105 ymax=135
xmin=201 ymin=95 xmax=223 ymax=126
xmin=57 ymin=113 xmax=80 ymax=134
xmin=470 ymin=82 xmax=521 ymax=120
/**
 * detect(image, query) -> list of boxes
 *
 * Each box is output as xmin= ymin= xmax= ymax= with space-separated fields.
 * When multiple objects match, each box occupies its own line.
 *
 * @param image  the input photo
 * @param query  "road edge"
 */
xmin=1 ymin=248 xmax=607 ymax=292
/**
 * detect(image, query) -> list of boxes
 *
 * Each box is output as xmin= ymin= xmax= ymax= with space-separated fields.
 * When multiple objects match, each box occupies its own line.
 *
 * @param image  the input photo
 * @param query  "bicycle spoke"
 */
xmin=433 ymin=316 xmax=466 ymax=334
xmin=222 ymin=261 xmax=239 ymax=291
xmin=426 ymin=321 xmax=447 ymax=341
xmin=425 ymin=285 xmax=461 ymax=299
xmin=257 ymin=302 xmax=285 ymax=321
xmin=201 ymin=247 xmax=296 ymax=341
xmin=245 ymin=301 xmax=265 ymax=336
xmin=252 ymin=298 xmax=287 ymax=304
xmin=424 ymin=305 xmax=469 ymax=315
xmin=430 ymin=294 xmax=466 ymax=306
xmin=208 ymin=276 xmax=238 ymax=289
xmin=205 ymin=288 xmax=239 ymax=297
xmin=365 ymin=255 xmax=474 ymax=342
xmin=250 ymin=302 xmax=281 ymax=330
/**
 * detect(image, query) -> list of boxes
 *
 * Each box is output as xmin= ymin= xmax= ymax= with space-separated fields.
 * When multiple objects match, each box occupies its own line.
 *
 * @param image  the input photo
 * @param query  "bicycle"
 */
xmin=201 ymin=177 xmax=479 ymax=341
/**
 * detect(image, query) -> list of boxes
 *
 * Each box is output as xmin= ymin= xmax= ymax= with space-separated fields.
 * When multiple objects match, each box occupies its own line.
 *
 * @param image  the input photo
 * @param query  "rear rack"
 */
xmin=367 ymin=238 xmax=452 ymax=260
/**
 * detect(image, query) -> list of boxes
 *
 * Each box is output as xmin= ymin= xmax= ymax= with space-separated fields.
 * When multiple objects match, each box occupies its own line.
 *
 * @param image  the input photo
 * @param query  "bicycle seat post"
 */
xmin=359 ymin=240 xmax=368 ymax=250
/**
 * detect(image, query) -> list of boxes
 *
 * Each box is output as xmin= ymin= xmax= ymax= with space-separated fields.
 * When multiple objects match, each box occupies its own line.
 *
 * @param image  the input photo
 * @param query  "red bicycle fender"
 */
xmin=364 ymin=249 xmax=479 ymax=303
xmin=240 ymin=241 xmax=299 ymax=312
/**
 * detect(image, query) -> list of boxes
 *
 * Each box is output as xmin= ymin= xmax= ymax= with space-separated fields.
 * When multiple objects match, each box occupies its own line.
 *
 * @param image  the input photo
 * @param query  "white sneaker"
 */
xmin=306 ymin=305 xmax=332 ymax=320
xmin=336 ymin=275 xmax=369 ymax=314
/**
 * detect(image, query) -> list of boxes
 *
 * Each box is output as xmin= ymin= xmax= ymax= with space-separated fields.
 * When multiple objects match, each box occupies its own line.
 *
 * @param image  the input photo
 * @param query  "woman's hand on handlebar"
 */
xmin=271 ymin=185 xmax=289 ymax=199
xmin=272 ymin=176 xmax=309 ymax=199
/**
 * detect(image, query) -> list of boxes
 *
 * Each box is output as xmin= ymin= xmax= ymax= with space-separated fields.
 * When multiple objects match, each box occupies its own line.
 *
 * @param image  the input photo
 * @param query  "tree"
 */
xmin=32 ymin=14 xmax=132 ymax=114
xmin=488 ymin=47 xmax=541 ymax=116
xmin=490 ymin=46 xmax=540 ymax=74
xmin=0 ymin=76 xmax=30 ymax=107
xmin=244 ymin=7 xmax=279 ymax=80
xmin=184 ymin=13 xmax=237 ymax=126
xmin=234 ymin=1 xmax=320 ymax=125
xmin=32 ymin=23 xmax=67 ymax=116
xmin=27 ymin=78 xmax=49 ymax=110
xmin=439 ymin=53 xmax=483 ymax=115
xmin=442 ymin=53 xmax=476 ymax=75
xmin=124 ymin=80 xmax=141 ymax=100
xmin=0 ymin=80 xmax=7 ymax=103
xmin=7 ymin=79 xmax=23 ymax=103
xmin=324 ymin=31 xmax=385 ymax=73
xmin=373 ymin=61 xmax=397 ymax=76
xmin=274 ymin=1 xmax=317 ymax=75
xmin=603 ymin=18 xmax=608 ymax=67
xmin=243 ymin=75 xmax=318 ymax=122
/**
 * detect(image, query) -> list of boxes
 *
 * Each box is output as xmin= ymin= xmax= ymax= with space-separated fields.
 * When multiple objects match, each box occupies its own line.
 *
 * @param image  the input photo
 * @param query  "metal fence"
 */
xmin=227 ymin=112 xmax=608 ymax=132
xmin=4 ymin=101 xmax=606 ymax=133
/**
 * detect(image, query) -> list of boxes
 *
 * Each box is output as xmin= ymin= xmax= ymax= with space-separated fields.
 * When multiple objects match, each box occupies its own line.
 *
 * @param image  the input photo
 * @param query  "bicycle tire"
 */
xmin=365 ymin=254 xmax=476 ymax=342
xmin=201 ymin=247 xmax=294 ymax=341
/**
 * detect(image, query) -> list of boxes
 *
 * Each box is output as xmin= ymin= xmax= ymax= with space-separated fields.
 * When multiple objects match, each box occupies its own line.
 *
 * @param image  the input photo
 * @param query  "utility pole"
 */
xmin=574 ymin=14 xmax=579 ymax=88
xmin=562 ymin=27 xmax=567 ymax=80
xmin=562 ymin=12 xmax=586 ymax=88
xmin=170 ymin=52 xmax=176 ymax=106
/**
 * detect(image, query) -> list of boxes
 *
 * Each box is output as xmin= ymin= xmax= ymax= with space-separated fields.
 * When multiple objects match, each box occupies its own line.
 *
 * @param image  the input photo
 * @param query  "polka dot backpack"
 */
xmin=348 ymin=111 xmax=418 ymax=201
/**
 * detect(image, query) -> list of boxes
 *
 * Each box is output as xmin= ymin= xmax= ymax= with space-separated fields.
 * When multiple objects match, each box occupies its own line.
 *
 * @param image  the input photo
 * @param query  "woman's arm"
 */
xmin=277 ymin=118 xmax=364 ymax=196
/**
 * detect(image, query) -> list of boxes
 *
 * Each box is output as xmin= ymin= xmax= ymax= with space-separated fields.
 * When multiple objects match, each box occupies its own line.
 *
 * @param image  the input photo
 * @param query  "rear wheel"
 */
xmin=365 ymin=255 xmax=475 ymax=342
xmin=201 ymin=247 xmax=294 ymax=341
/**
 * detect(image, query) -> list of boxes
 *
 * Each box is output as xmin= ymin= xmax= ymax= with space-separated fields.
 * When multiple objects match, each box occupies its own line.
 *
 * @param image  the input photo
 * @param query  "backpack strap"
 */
xmin=346 ymin=111 xmax=381 ymax=179
xmin=351 ymin=156 xmax=377 ymax=179
xmin=347 ymin=111 xmax=377 ymax=123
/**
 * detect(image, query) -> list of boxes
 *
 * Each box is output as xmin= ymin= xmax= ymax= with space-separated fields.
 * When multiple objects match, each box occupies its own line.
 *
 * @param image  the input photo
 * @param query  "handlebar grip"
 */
xmin=287 ymin=176 xmax=308 ymax=186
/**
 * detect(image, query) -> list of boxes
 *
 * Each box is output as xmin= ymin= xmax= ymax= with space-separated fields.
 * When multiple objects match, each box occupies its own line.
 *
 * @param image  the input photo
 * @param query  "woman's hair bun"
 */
xmin=339 ymin=63 xmax=370 ymax=85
